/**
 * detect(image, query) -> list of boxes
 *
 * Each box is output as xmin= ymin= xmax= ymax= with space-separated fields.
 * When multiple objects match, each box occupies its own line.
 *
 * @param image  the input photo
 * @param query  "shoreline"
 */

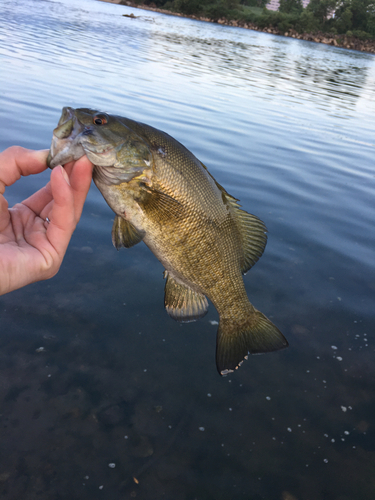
xmin=105 ymin=0 xmax=375 ymax=55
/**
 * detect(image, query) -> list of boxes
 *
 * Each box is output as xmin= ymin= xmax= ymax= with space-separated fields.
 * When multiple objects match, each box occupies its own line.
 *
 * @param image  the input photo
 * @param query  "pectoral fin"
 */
xmin=164 ymin=272 xmax=208 ymax=322
xmin=111 ymin=215 xmax=144 ymax=249
xmin=138 ymin=184 xmax=185 ymax=221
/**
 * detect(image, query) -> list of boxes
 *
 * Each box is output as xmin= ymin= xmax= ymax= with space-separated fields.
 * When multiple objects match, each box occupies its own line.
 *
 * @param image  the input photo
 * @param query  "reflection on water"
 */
xmin=0 ymin=0 xmax=375 ymax=498
xmin=154 ymin=27 xmax=375 ymax=115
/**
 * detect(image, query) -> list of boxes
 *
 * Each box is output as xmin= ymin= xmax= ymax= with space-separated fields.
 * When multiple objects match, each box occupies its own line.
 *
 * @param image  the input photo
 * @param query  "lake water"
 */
xmin=0 ymin=0 xmax=374 ymax=498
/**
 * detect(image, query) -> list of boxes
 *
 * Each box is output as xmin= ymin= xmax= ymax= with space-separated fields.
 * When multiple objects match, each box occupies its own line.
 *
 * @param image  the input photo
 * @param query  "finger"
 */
xmin=45 ymin=166 xmax=76 ymax=257
xmin=0 ymin=192 xmax=10 ymax=232
xmin=0 ymin=147 xmax=49 ymax=193
xmin=22 ymin=181 xmax=53 ymax=217
xmin=66 ymin=155 xmax=93 ymax=221
xmin=23 ymin=156 xmax=93 ymax=223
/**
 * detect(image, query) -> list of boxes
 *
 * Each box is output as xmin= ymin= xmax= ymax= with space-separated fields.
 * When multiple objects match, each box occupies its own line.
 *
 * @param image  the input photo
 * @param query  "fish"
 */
xmin=47 ymin=107 xmax=288 ymax=375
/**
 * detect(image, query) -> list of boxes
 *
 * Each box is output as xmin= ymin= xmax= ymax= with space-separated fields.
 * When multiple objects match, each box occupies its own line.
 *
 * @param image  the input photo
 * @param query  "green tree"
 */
xmin=204 ymin=0 xmax=242 ymax=19
xmin=241 ymin=0 xmax=267 ymax=7
xmin=279 ymin=0 xmax=303 ymax=14
xmin=307 ymin=0 xmax=338 ymax=24
xmin=224 ymin=0 xmax=241 ymax=9
xmin=172 ymin=0 xmax=211 ymax=14
xmin=334 ymin=0 xmax=375 ymax=35
xmin=334 ymin=6 xmax=353 ymax=32
xmin=296 ymin=8 xmax=321 ymax=31
xmin=367 ymin=1 xmax=375 ymax=34
xmin=350 ymin=0 xmax=370 ymax=30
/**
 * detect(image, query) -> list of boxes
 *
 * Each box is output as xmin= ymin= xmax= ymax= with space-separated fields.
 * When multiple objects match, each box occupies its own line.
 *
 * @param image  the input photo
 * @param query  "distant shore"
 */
xmin=100 ymin=0 xmax=375 ymax=55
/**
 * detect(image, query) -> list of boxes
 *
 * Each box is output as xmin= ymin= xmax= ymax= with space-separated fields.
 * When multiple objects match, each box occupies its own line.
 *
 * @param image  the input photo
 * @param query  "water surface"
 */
xmin=0 ymin=0 xmax=374 ymax=498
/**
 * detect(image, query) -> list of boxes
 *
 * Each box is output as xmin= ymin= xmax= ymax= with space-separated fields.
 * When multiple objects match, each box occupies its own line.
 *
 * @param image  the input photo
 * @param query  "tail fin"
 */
xmin=216 ymin=310 xmax=288 ymax=376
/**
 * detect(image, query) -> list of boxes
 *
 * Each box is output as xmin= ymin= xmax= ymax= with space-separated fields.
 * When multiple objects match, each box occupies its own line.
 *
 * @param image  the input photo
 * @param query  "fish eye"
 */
xmin=93 ymin=114 xmax=108 ymax=125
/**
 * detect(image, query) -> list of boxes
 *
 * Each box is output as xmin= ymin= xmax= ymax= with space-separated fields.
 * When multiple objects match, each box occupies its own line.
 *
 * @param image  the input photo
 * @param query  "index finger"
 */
xmin=0 ymin=147 xmax=49 ymax=194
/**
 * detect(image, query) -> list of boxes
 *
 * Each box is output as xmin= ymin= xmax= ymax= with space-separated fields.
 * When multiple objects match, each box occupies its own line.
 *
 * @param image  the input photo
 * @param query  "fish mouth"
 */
xmin=48 ymin=107 xmax=118 ymax=168
xmin=48 ymin=107 xmax=152 ymax=184
xmin=48 ymin=107 xmax=86 ymax=168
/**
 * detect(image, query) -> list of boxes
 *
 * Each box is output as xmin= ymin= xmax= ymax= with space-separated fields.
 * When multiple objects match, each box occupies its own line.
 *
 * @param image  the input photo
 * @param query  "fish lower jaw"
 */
xmin=49 ymin=143 xmax=85 ymax=168
xmin=84 ymin=147 xmax=116 ymax=166
xmin=85 ymin=146 xmax=113 ymax=155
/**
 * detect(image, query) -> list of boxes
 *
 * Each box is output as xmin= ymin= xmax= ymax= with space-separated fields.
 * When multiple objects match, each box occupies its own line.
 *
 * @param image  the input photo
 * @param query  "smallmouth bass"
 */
xmin=48 ymin=107 xmax=288 ymax=375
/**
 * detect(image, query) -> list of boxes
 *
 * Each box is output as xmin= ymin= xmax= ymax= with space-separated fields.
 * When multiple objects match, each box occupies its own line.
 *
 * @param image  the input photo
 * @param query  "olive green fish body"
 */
xmin=48 ymin=107 xmax=288 ymax=374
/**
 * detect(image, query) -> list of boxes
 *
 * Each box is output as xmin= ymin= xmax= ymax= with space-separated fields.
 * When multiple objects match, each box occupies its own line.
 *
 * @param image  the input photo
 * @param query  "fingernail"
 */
xmin=60 ymin=165 xmax=71 ymax=186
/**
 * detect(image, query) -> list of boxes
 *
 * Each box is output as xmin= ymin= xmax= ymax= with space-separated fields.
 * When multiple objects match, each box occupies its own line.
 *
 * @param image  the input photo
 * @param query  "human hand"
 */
xmin=0 ymin=146 xmax=93 ymax=295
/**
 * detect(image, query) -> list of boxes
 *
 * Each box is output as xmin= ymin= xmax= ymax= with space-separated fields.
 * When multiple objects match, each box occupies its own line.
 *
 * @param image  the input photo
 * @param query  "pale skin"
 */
xmin=0 ymin=146 xmax=93 ymax=296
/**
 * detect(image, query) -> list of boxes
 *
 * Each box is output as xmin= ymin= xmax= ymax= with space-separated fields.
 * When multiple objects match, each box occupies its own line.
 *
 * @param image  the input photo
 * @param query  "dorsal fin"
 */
xmin=225 ymin=193 xmax=267 ymax=274
xmin=199 ymin=162 xmax=267 ymax=274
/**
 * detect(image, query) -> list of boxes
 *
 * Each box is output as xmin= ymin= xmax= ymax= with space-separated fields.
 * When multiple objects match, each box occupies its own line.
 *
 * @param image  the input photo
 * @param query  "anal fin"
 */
xmin=111 ymin=215 xmax=144 ymax=249
xmin=164 ymin=272 xmax=208 ymax=323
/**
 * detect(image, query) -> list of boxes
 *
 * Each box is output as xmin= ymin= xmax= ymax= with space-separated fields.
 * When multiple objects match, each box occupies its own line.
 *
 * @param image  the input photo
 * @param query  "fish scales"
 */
xmin=131 ymin=121 xmax=226 ymax=217
xmin=47 ymin=107 xmax=288 ymax=375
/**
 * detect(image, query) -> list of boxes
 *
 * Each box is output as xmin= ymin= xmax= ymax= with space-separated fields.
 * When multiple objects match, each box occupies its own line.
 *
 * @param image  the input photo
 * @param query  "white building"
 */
xmin=266 ymin=0 xmax=310 ymax=11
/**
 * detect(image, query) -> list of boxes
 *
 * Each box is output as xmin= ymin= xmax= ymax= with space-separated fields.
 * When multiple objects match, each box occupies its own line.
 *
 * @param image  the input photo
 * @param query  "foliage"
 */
xmin=334 ymin=0 xmax=375 ymax=35
xmin=296 ymin=9 xmax=321 ymax=32
xmin=306 ymin=0 xmax=338 ymax=24
xmin=242 ymin=5 xmax=264 ymax=16
xmin=334 ymin=7 xmax=353 ymax=33
xmin=202 ymin=0 xmax=243 ymax=19
xmin=172 ymin=0 xmax=208 ymax=14
xmin=241 ymin=0 xmax=268 ymax=7
xmin=279 ymin=0 xmax=303 ymax=15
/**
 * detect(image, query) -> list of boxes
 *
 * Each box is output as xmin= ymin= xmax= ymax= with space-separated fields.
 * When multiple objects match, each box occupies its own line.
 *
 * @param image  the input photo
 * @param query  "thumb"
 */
xmin=46 ymin=165 xmax=76 ymax=257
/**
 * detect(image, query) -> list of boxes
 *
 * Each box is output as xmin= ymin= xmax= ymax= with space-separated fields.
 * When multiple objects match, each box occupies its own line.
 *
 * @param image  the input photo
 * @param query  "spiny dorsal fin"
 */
xmin=164 ymin=271 xmax=209 ymax=323
xmin=111 ymin=215 xmax=144 ymax=249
